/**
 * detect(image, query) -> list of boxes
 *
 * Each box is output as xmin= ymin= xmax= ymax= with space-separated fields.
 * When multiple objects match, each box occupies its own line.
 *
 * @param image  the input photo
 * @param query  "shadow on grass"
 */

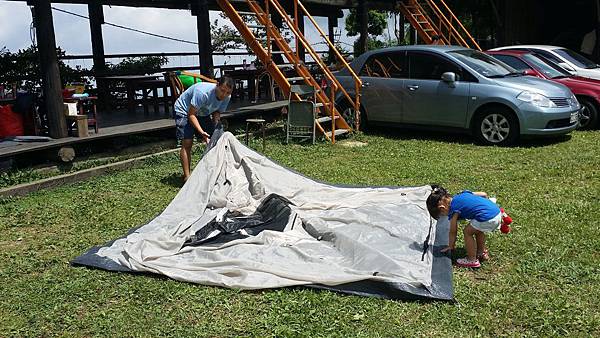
xmin=518 ymin=134 xmax=572 ymax=148
xmin=364 ymin=125 xmax=573 ymax=148
xmin=365 ymin=126 xmax=474 ymax=145
xmin=160 ymin=172 xmax=184 ymax=188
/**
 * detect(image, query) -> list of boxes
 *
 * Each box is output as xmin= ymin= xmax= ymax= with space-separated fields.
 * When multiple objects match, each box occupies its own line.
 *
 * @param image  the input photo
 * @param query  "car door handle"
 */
xmin=362 ymin=82 xmax=371 ymax=87
xmin=407 ymin=85 xmax=419 ymax=91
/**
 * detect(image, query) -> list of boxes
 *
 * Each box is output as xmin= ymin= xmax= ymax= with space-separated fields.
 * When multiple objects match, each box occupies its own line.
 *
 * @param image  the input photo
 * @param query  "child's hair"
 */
xmin=426 ymin=184 xmax=451 ymax=219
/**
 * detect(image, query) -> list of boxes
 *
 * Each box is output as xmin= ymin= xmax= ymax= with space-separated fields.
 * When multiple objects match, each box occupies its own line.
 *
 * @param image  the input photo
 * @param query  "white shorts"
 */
xmin=470 ymin=212 xmax=502 ymax=233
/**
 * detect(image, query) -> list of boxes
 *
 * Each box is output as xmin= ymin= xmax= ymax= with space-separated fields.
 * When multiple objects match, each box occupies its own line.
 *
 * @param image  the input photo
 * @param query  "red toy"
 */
xmin=500 ymin=208 xmax=512 ymax=234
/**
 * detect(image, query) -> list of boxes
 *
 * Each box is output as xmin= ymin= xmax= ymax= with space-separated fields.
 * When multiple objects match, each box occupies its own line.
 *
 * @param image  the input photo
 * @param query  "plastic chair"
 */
xmin=286 ymin=85 xmax=316 ymax=144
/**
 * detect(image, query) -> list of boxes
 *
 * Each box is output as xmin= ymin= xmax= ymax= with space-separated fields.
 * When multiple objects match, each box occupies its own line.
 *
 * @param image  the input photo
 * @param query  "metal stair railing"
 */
xmin=217 ymin=0 xmax=362 ymax=143
xmin=266 ymin=0 xmax=360 ymax=141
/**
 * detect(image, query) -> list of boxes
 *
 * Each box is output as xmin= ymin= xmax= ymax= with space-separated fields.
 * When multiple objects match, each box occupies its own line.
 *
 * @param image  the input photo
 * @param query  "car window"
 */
xmin=532 ymin=49 xmax=563 ymax=64
xmin=553 ymin=48 xmax=599 ymax=69
xmin=408 ymin=51 xmax=462 ymax=80
xmin=523 ymin=54 xmax=570 ymax=78
xmin=449 ymin=49 xmax=515 ymax=78
xmin=491 ymin=55 xmax=530 ymax=71
xmin=359 ymin=52 xmax=407 ymax=79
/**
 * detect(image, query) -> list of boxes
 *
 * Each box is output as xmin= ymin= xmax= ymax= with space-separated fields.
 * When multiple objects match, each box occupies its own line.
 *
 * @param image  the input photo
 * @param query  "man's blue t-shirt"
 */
xmin=174 ymin=82 xmax=230 ymax=118
xmin=448 ymin=191 xmax=500 ymax=222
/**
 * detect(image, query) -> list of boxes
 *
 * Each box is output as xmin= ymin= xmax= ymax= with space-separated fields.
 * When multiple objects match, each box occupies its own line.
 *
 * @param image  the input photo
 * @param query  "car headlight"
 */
xmin=517 ymin=91 xmax=557 ymax=108
xmin=570 ymin=94 xmax=580 ymax=108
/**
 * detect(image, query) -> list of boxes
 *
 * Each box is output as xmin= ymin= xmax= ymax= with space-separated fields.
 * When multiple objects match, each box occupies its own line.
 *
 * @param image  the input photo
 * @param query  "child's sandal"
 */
xmin=477 ymin=249 xmax=490 ymax=262
xmin=455 ymin=257 xmax=481 ymax=268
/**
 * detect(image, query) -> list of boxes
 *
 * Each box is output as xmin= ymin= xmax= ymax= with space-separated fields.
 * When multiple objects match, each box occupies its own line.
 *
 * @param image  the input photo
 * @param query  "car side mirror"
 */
xmin=523 ymin=69 xmax=537 ymax=76
xmin=441 ymin=72 xmax=456 ymax=87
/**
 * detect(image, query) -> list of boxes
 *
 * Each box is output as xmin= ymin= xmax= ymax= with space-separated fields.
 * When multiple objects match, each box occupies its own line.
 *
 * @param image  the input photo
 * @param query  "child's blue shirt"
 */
xmin=448 ymin=191 xmax=500 ymax=222
xmin=174 ymin=82 xmax=230 ymax=118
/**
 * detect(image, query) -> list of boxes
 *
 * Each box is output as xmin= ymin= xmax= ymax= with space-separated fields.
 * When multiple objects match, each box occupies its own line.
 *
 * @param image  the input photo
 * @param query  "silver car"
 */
xmin=334 ymin=45 xmax=580 ymax=146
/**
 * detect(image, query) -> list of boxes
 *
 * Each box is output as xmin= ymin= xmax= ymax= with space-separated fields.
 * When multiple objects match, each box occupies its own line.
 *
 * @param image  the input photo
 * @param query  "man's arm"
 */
xmin=441 ymin=213 xmax=460 ymax=253
xmin=187 ymin=105 xmax=210 ymax=143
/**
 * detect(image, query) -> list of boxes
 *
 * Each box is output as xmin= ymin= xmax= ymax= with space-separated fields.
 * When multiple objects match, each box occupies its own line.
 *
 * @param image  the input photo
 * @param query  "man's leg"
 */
xmin=176 ymin=115 xmax=196 ymax=182
xmin=180 ymin=139 xmax=193 ymax=181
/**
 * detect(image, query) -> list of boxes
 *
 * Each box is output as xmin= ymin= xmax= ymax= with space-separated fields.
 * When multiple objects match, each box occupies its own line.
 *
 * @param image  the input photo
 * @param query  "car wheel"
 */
xmin=338 ymin=100 xmax=367 ymax=131
xmin=473 ymin=107 xmax=519 ymax=146
xmin=577 ymin=98 xmax=598 ymax=130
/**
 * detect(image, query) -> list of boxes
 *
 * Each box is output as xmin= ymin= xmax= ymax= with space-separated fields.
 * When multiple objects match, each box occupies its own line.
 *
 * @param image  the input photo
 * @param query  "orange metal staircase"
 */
xmin=216 ymin=0 xmax=363 ymax=143
xmin=398 ymin=0 xmax=481 ymax=50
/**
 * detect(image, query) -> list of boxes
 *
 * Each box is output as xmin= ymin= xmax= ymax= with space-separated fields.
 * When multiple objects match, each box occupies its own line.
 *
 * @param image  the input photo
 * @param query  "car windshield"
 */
xmin=553 ymin=48 xmax=599 ymax=69
xmin=449 ymin=49 xmax=517 ymax=78
xmin=523 ymin=54 xmax=571 ymax=78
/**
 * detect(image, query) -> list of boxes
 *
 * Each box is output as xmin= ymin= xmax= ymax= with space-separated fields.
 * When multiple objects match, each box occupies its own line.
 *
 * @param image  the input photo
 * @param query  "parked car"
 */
xmin=334 ymin=45 xmax=580 ymax=146
xmin=489 ymin=45 xmax=600 ymax=81
xmin=487 ymin=49 xmax=599 ymax=129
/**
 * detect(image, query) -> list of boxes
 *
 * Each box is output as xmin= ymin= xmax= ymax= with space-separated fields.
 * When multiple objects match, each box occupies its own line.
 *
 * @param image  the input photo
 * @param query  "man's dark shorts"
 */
xmin=175 ymin=114 xmax=215 ymax=141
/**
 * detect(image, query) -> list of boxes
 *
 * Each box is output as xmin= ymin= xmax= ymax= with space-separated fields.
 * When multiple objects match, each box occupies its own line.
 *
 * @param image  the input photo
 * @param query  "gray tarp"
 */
xmin=74 ymin=132 xmax=452 ymax=300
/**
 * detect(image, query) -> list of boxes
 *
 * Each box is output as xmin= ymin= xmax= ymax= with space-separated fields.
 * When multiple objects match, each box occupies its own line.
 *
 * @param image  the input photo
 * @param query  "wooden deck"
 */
xmin=0 ymin=100 xmax=287 ymax=159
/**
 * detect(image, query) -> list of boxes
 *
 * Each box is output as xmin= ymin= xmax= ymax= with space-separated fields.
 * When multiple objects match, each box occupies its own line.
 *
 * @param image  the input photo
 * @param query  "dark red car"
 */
xmin=487 ymin=49 xmax=600 ymax=129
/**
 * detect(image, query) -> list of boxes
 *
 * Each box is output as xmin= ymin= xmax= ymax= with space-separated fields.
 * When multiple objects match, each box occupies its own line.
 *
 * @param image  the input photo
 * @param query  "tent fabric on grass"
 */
xmin=73 ymin=132 xmax=453 ymax=301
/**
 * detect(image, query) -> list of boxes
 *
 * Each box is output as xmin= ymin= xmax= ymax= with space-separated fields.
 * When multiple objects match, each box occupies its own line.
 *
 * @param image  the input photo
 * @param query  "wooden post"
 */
xmin=398 ymin=13 xmax=405 ymax=44
xmin=409 ymin=25 xmax=416 ymax=45
xmin=297 ymin=11 xmax=305 ymax=63
xmin=195 ymin=0 xmax=214 ymax=77
xmin=33 ymin=0 xmax=67 ymax=138
xmin=328 ymin=16 xmax=337 ymax=64
xmin=88 ymin=3 xmax=108 ymax=111
xmin=271 ymin=11 xmax=285 ymax=64
xmin=357 ymin=0 xmax=368 ymax=55
xmin=595 ymin=0 xmax=600 ymax=61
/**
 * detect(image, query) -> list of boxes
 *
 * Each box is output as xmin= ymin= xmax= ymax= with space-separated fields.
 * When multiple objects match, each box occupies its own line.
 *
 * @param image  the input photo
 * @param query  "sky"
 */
xmin=0 ymin=1 xmax=379 ymax=72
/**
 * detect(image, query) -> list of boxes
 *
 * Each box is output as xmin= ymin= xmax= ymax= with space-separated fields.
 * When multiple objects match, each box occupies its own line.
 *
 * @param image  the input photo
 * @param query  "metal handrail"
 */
xmin=437 ymin=0 xmax=481 ymax=50
xmin=268 ymin=0 xmax=353 ymax=114
xmin=296 ymin=0 xmax=362 ymax=116
xmin=422 ymin=0 xmax=470 ymax=48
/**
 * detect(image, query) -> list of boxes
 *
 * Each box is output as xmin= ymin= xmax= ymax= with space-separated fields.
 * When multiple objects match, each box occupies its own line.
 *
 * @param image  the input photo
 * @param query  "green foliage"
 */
xmin=0 ymin=45 xmax=87 ymax=91
xmin=345 ymin=9 xmax=388 ymax=37
xmin=106 ymin=56 xmax=168 ymax=75
xmin=1 ymin=130 xmax=599 ymax=336
xmin=211 ymin=17 xmax=246 ymax=53
xmin=352 ymin=37 xmax=386 ymax=56
xmin=213 ymin=13 xmax=293 ymax=57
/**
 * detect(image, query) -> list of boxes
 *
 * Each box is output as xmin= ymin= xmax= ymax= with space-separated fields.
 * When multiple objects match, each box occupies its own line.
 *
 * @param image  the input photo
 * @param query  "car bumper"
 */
xmin=518 ymin=104 xmax=580 ymax=135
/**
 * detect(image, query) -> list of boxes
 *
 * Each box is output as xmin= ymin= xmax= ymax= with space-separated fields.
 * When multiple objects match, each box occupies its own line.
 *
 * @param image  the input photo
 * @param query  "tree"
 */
xmin=0 ymin=45 xmax=87 ymax=92
xmin=211 ymin=13 xmax=293 ymax=56
xmin=106 ymin=55 xmax=168 ymax=75
xmin=345 ymin=9 xmax=389 ymax=55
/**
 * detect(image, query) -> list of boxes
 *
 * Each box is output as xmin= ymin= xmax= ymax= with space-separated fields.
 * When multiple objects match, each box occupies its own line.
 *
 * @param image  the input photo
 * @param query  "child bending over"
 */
xmin=426 ymin=185 xmax=510 ymax=268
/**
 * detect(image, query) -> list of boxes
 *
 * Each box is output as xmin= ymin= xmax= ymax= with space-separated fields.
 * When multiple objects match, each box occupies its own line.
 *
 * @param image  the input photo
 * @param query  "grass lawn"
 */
xmin=1 ymin=128 xmax=599 ymax=337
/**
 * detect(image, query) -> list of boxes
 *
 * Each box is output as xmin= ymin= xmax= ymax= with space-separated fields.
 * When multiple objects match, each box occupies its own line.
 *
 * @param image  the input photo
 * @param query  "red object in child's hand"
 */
xmin=500 ymin=208 xmax=512 ymax=234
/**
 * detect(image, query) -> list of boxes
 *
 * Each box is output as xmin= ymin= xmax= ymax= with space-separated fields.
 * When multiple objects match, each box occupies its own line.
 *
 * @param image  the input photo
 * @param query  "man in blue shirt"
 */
xmin=175 ymin=76 xmax=233 ymax=181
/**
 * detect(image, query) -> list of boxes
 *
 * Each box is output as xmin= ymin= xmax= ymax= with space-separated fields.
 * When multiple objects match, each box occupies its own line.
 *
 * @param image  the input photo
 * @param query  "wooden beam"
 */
xmin=357 ymin=0 xmax=368 ymax=55
xmin=328 ymin=15 xmax=336 ymax=64
xmin=297 ymin=11 xmax=306 ymax=63
xmin=88 ymin=3 xmax=108 ymax=109
xmin=195 ymin=0 xmax=214 ymax=77
xmin=33 ymin=0 xmax=68 ymax=138
xmin=271 ymin=9 xmax=285 ymax=65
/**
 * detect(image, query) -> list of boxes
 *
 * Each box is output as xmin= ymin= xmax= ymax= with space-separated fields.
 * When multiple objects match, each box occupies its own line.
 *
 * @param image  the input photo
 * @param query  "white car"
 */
xmin=489 ymin=45 xmax=600 ymax=81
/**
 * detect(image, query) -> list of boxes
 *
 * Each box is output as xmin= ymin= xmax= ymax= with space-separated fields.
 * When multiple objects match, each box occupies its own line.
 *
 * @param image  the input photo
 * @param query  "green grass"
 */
xmin=1 ymin=129 xmax=599 ymax=337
